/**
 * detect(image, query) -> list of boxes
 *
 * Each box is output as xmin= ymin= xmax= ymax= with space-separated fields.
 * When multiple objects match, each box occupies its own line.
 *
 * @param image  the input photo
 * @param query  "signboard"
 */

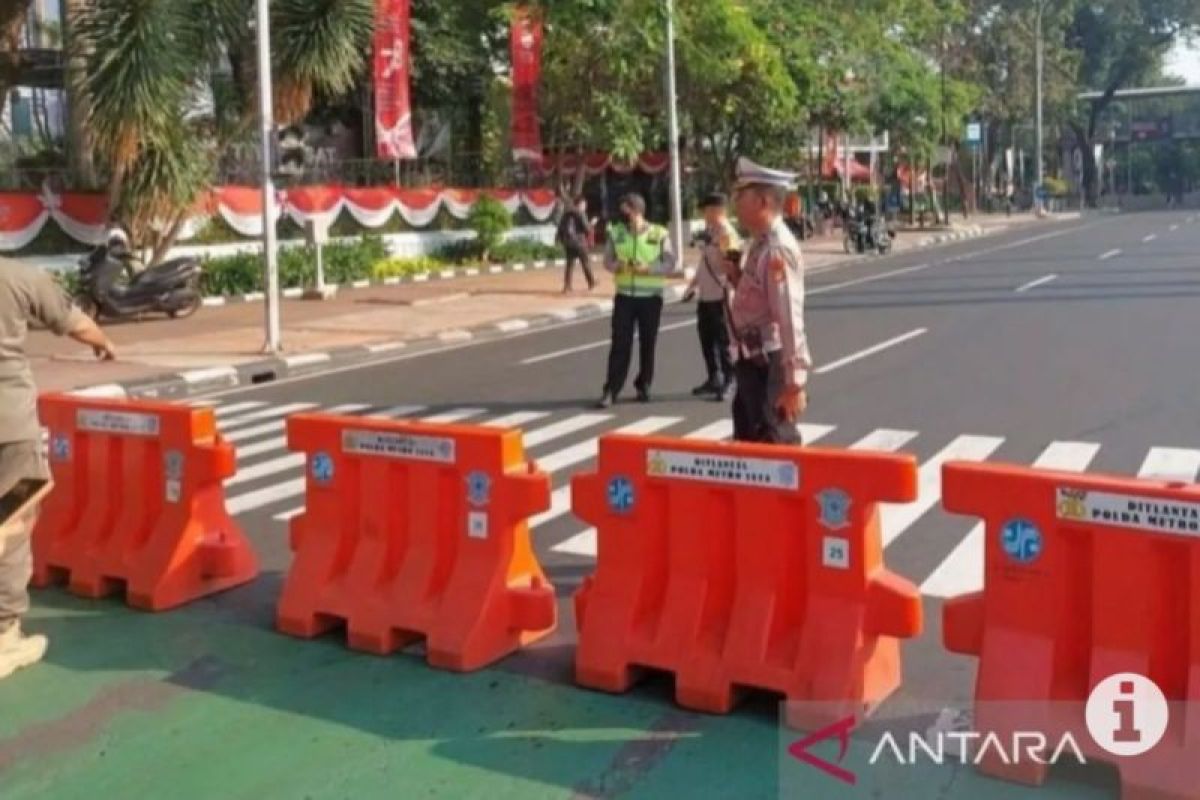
xmin=645 ymin=449 xmax=799 ymax=491
xmin=1057 ymin=488 xmax=1200 ymax=538
xmin=966 ymin=122 xmax=982 ymax=144
xmin=342 ymin=430 xmax=456 ymax=464
xmin=77 ymin=409 xmax=160 ymax=437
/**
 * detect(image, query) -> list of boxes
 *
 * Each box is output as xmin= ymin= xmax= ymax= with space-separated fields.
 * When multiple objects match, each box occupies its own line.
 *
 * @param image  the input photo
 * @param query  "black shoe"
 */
xmin=635 ymin=387 xmax=651 ymax=403
xmin=691 ymin=379 xmax=720 ymax=397
xmin=595 ymin=392 xmax=614 ymax=409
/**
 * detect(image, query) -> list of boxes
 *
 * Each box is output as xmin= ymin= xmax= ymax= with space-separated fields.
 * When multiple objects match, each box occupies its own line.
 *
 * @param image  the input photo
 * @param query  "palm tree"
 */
xmin=74 ymin=0 xmax=373 ymax=263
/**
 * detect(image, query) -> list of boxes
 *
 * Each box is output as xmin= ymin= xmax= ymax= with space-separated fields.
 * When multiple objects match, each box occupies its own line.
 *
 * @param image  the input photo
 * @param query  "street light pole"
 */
xmin=1035 ymin=0 xmax=1045 ymax=216
xmin=256 ymin=0 xmax=282 ymax=353
xmin=664 ymin=0 xmax=685 ymax=267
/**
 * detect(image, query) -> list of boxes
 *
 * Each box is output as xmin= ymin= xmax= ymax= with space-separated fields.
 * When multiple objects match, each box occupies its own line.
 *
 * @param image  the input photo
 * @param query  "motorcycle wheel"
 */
xmin=169 ymin=294 xmax=202 ymax=320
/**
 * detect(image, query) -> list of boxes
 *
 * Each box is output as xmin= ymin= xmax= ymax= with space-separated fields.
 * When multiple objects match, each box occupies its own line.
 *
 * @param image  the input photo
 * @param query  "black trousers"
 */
xmin=604 ymin=294 xmax=663 ymax=396
xmin=563 ymin=246 xmax=594 ymax=290
xmin=696 ymin=300 xmax=734 ymax=385
xmin=732 ymin=353 xmax=802 ymax=444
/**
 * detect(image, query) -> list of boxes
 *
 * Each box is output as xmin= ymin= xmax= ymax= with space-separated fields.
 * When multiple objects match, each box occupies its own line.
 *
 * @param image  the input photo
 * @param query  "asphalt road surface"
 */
xmin=178 ymin=209 xmax=1200 ymax=795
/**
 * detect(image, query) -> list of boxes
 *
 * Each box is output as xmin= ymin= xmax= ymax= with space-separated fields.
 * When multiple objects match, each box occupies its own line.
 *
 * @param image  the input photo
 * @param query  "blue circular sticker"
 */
xmin=51 ymin=434 xmax=71 ymax=462
xmin=607 ymin=476 xmax=635 ymax=514
xmin=311 ymin=452 xmax=334 ymax=484
xmin=466 ymin=470 xmax=491 ymax=507
xmin=1001 ymin=518 xmax=1042 ymax=564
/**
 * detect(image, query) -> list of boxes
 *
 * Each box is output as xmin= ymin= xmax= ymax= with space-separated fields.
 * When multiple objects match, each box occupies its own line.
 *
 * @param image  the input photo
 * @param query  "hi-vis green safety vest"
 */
xmin=611 ymin=223 xmax=668 ymax=297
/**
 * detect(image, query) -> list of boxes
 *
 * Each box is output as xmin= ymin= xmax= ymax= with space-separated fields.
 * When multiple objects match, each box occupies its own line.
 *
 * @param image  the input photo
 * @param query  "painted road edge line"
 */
xmin=1015 ymin=274 xmax=1058 ymax=293
xmin=814 ymin=328 xmax=928 ymax=375
xmin=1098 ymin=248 xmax=1121 ymax=261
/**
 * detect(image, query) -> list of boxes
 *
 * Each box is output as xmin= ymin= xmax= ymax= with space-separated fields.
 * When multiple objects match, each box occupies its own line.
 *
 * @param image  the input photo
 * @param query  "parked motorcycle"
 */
xmin=75 ymin=230 xmax=203 ymax=321
xmin=842 ymin=205 xmax=894 ymax=255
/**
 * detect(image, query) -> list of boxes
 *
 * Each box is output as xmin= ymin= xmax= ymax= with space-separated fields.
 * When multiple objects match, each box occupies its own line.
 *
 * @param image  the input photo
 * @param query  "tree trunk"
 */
xmin=1070 ymin=122 xmax=1100 ymax=208
xmin=63 ymin=0 xmax=97 ymax=189
xmin=951 ymin=141 xmax=971 ymax=219
xmin=150 ymin=208 xmax=189 ymax=267
xmin=0 ymin=1 xmax=34 ymax=120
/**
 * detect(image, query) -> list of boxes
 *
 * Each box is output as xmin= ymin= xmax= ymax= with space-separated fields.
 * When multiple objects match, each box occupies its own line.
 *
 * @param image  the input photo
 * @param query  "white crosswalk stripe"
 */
xmin=199 ymin=398 xmax=1200 ymax=589
xmin=1137 ymin=447 xmax=1200 ymax=482
xmin=221 ymin=403 xmax=316 ymax=431
xmin=921 ymin=441 xmax=1100 ymax=599
xmin=879 ymin=435 xmax=1005 ymax=548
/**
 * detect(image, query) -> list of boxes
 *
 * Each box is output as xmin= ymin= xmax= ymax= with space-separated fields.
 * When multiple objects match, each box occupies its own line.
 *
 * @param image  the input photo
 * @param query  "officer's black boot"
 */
xmin=691 ymin=377 xmax=720 ymax=397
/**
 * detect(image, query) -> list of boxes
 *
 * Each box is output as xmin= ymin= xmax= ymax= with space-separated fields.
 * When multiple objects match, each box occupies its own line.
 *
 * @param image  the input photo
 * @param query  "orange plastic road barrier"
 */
xmin=571 ymin=434 xmax=922 ymax=721
xmin=33 ymin=393 xmax=257 ymax=610
xmin=943 ymin=461 xmax=1200 ymax=798
xmin=277 ymin=413 xmax=555 ymax=671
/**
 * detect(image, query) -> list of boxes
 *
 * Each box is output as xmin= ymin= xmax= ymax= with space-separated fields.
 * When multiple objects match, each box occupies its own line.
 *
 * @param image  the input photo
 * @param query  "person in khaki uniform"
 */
xmin=1 ymin=257 xmax=115 ymax=680
xmin=683 ymin=192 xmax=740 ymax=401
xmin=724 ymin=158 xmax=812 ymax=444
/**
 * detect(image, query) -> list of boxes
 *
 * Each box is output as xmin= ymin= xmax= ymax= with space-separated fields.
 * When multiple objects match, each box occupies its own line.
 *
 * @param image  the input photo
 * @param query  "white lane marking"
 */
xmin=953 ymin=223 xmax=1097 ymax=262
xmin=536 ymin=416 xmax=680 ymax=475
xmin=881 ymin=435 xmax=1005 ymax=548
xmin=1137 ymin=448 xmax=1200 ymax=482
xmin=809 ymin=264 xmax=932 ymax=296
xmin=483 ymin=411 xmax=551 ymax=428
xmin=1170 ymin=224 xmax=1179 ymax=232
xmin=850 ymin=429 xmax=918 ymax=452
xmin=519 ymin=320 xmax=692 ymax=365
xmin=221 ymin=403 xmax=317 ymax=432
xmin=233 ymin=404 xmax=371 ymax=459
xmin=922 ymin=441 xmax=1099 ymax=598
xmin=1143 ymin=234 xmax=1157 ymax=243
xmin=814 ymin=329 xmax=927 ymax=375
xmin=226 ymin=405 xmax=370 ymax=484
xmin=799 ymin=424 xmax=835 ymax=444
xmin=365 ymin=404 xmax=428 ymax=419
xmin=214 ymin=401 xmax=266 ymax=417
xmin=224 ymin=405 xmax=323 ymax=443
xmin=1098 ymin=249 xmax=1121 ymax=261
xmin=422 ymin=408 xmax=486 ymax=423
xmin=524 ymin=414 xmax=612 ymax=448
xmin=684 ymin=420 xmax=734 ymax=441
xmin=1015 ymin=274 xmax=1058 ymax=293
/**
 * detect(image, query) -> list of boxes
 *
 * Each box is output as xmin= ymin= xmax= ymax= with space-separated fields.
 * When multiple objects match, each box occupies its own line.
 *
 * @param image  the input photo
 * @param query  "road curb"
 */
xmin=198 ymin=257 xmax=567 ymax=307
xmin=85 ymin=285 xmax=684 ymax=400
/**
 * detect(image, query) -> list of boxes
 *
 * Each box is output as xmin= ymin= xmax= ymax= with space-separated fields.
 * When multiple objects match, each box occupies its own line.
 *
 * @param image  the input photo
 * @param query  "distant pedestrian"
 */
xmin=724 ymin=158 xmax=812 ymax=444
xmin=1 ymin=257 xmax=116 ymax=680
xmin=556 ymin=195 xmax=595 ymax=293
xmin=683 ymin=192 xmax=739 ymax=401
xmin=596 ymin=193 xmax=677 ymax=408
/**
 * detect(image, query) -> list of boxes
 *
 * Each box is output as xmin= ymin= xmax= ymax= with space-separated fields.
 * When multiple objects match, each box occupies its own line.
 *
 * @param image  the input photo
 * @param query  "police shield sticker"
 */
xmin=607 ymin=476 xmax=635 ymax=515
xmin=311 ymin=451 xmax=335 ymax=485
xmin=817 ymin=488 xmax=851 ymax=530
xmin=50 ymin=433 xmax=71 ymax=462
xmin=466 ymin=471 xmax=491 ymax=508
xmin=1000 ymin=518 xmax=1042 ymax=564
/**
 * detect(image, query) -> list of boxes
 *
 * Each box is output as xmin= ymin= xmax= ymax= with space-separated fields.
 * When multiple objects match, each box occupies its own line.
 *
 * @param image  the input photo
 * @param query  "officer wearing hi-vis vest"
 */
xmin=725 ymin=158 xmax=812 ymax=443
xmin=596 ymin=193 xmax=677 ymax=408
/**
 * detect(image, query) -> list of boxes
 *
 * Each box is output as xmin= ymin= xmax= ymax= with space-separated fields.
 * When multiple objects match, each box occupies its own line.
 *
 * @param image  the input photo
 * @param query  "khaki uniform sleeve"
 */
xmin=28 ymin=270 xmax=85 ymax=336
xmin=764 ymin=246 xmax=812 ymax=388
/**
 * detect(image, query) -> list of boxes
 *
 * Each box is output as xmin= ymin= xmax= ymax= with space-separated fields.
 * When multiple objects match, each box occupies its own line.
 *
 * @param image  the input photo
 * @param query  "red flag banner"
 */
xmin=510 ymin=7 xmax=543 ymax=162
xmin=375 ymin=0 xmax=417 ymax=160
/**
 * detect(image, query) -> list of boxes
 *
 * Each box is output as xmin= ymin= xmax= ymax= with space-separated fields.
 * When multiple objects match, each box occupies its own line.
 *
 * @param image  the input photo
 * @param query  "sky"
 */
xmin=1166 ymin=39 xmax=1200 ymax=84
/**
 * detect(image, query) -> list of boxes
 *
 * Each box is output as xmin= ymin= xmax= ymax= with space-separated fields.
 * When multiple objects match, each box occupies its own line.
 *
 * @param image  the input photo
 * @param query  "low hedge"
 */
xmin=195 ymin=235 xmax=561 ymax=296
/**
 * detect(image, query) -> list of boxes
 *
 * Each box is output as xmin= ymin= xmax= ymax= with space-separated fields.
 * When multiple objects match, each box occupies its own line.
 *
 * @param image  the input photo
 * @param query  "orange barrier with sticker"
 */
xmin=277 ymin=413 xmax=555 ymax=671
xmin=570 ymin=434 xmax=922 ymax=721
xmin=942 ymin=461 xmax=1200 ymax=797
xmin=33 ymin=393 xmax=257 ymax=610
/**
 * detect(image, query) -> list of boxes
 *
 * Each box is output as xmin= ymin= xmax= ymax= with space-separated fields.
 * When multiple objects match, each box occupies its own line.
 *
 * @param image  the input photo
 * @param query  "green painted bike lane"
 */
xmin=1 ymin=591 xmax=1116 ymax=799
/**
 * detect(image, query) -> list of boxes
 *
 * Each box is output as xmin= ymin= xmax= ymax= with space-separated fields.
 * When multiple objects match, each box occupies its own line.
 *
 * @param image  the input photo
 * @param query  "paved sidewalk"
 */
xmin=27 ymin=212 xmax=1045 ymax=396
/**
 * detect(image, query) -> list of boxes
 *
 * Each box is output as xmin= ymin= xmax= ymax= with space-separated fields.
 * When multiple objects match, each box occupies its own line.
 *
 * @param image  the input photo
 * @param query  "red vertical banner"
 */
xmin=375 ymin=0 xmax=417 ymax=160
xmin=822 ymin=130 xmax=839 ymax=180
xmin=510 ymin=7 xmax=543 ymax=162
